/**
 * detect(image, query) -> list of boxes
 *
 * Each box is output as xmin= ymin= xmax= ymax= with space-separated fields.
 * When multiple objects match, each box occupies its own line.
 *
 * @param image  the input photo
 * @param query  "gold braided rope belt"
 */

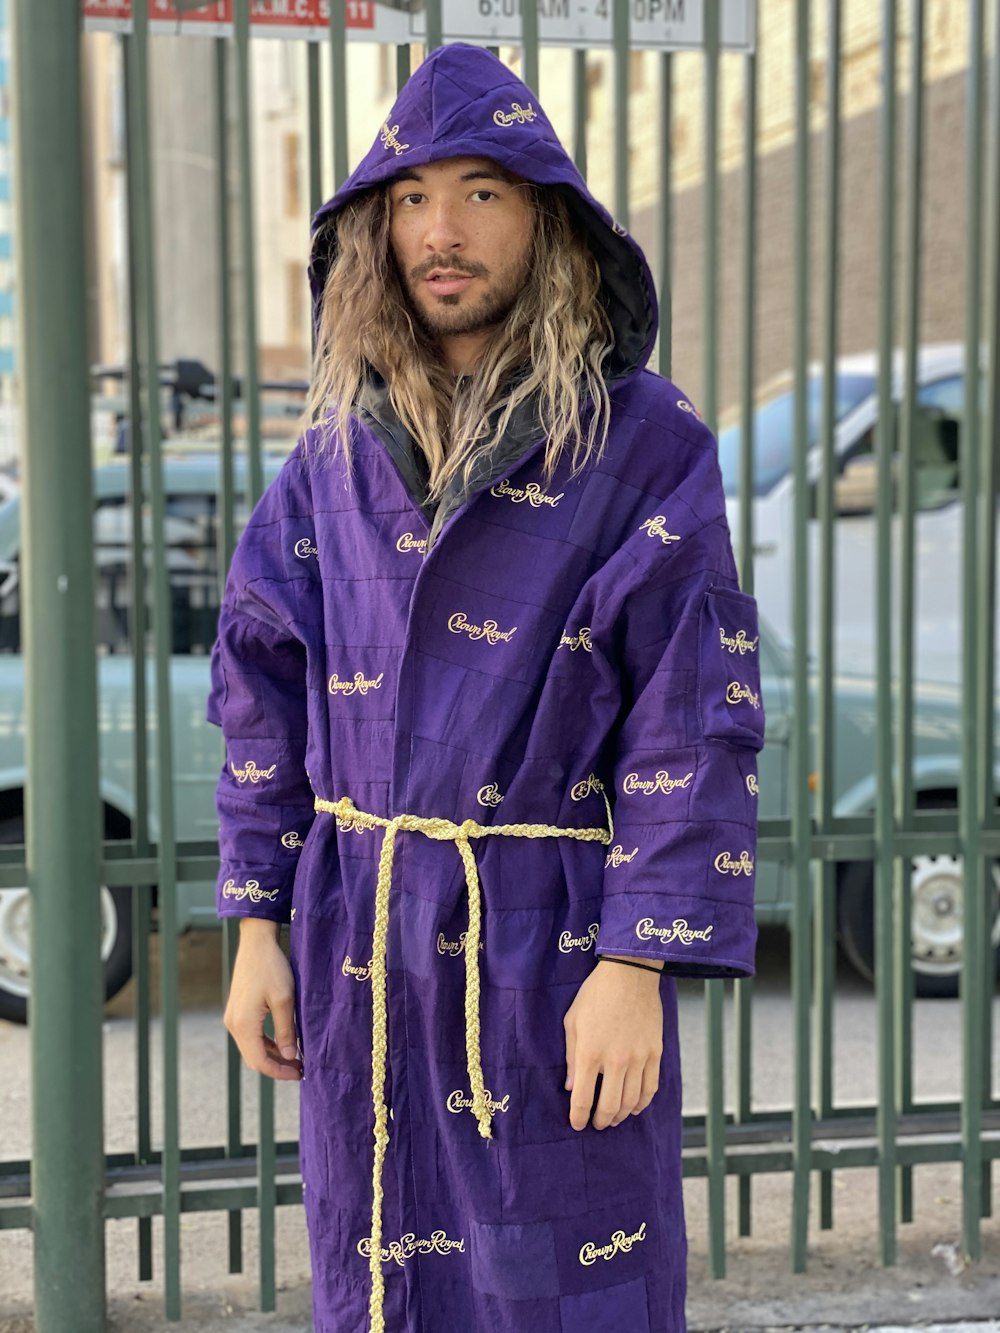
xmin=312 ymin=791 xmax=615 ymax=1333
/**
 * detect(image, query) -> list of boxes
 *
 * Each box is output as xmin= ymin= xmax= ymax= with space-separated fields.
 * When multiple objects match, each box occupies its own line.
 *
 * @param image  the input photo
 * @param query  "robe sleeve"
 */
xmin=594 ymin=424 xmax=764 ymax=979
xmin=206 ymin=451 xmax=317 ymax=925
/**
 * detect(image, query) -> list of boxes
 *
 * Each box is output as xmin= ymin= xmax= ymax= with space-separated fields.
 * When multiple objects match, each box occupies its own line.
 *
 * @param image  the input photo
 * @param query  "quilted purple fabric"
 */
xmin=209 ymin=42 xmax=763 ymax=1333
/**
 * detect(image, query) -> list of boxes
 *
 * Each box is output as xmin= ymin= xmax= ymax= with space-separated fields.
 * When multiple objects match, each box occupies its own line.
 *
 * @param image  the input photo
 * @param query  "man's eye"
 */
xmin=396 ymin=192 xmax=423 ymax=206
xmin=470 ymin=189 xmax=497 ymax=202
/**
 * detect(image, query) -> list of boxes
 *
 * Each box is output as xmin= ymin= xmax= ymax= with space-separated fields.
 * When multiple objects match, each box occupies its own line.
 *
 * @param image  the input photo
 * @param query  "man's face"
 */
xmin=387 ymin=156 xmax=535 ymax=352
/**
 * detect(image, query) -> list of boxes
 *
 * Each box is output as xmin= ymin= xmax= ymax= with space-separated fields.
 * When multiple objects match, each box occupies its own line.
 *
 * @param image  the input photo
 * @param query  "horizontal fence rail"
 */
xmin=3 ymin=0 xmax=999 ymax=1324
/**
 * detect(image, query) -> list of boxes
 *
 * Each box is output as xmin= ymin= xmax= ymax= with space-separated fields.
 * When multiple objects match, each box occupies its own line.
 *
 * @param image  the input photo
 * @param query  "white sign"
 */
xmin=421 ymin=0 xmax=756 ymax=53
xmin=83 ymin=0 xmax=756 ymax=49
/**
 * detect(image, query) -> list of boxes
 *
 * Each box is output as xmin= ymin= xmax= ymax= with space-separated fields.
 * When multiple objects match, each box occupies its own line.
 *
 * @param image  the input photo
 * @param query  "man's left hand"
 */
xmin=563 ymin=955 xmax=664 ymax=1131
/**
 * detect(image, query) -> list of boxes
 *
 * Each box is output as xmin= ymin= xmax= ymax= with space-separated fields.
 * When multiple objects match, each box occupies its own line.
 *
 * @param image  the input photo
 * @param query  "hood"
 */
xmin=307 ymin=43 xmax=658 ymax=380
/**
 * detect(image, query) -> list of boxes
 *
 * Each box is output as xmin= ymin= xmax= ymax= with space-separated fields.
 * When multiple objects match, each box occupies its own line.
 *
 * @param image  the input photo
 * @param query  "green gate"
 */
xmin=3 ymin=1 xmax=999 ymax=1328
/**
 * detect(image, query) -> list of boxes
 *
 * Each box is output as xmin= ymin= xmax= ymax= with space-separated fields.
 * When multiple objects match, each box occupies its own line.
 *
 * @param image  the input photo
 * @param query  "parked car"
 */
xmin=720 ymin=343 xmax=994 ymax=684
xmin=0 ymin=451 xmax=993 ymax=1022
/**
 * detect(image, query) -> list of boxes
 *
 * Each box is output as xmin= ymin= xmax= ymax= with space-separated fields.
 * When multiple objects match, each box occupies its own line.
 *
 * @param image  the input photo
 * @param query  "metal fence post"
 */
xmin=10 ymin=1 xmax=106 ymax=1329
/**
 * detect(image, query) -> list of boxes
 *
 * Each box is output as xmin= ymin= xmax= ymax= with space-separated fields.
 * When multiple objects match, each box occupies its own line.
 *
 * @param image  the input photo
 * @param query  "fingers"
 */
xmin=610 ymin=1065 xmax=644 ymax=1127
xmin=631 ymin=1059 xmax=660 ymax=1117
xmin=569 ymin=1059 xmax=598 ymax=1131
xmin=271 ymin=989 xmax=300 ymax=1062
xmin=592 ymin=1065 xmax=625 ymax=1131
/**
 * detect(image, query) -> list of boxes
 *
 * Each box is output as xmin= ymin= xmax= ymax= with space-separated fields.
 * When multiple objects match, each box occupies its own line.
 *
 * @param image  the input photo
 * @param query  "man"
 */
xmin=211 ymin=43 xmax=763 ymax=1333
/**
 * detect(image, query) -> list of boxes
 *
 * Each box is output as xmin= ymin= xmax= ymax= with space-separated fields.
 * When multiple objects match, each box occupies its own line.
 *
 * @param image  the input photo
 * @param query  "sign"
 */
xmin=423 ymin=1 xmax=756 ymax=52
xmin=82 ymin=0 xmax=756 ymax=51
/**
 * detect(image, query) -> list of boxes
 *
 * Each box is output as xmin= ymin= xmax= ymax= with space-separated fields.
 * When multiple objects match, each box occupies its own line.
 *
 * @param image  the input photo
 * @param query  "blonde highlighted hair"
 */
xmin=298 ymin=183 xmax=615 ymax=505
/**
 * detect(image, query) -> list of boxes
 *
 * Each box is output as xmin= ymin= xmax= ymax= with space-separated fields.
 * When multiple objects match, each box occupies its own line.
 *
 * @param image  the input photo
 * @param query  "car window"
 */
xmin=834 ymin=390 xmax=962 ymax=515
xmin=717 ymin=373 xmax=877 ymax=498
xmin=0 ymin=491 xmax=224 ymax=656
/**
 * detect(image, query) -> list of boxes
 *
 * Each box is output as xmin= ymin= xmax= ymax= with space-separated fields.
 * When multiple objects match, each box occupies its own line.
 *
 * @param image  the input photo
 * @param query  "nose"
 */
xmin=422 ymin=200 xmax=465 ymax=254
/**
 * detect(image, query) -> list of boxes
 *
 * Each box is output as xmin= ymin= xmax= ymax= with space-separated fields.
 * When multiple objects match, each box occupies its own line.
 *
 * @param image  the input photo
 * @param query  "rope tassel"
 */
xmin=312 ymin=790 xmax=614 ymax=1333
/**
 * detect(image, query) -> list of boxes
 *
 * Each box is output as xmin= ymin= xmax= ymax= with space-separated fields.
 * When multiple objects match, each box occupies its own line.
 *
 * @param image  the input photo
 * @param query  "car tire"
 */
xmin=838 ymin=799 xmax=1000 ymax=999
xmin=0 ymin=812 xmax=134 ymax=1025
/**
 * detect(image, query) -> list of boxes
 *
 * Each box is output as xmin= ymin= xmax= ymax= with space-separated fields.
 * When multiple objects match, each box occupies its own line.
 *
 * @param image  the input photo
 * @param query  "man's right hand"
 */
xmin=223 ymin=917 xmax=303 ymax=1082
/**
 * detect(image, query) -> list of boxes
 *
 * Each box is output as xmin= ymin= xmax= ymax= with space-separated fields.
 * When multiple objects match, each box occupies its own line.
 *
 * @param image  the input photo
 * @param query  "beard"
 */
xmin=401 ymin=251 xmax=530 ymax=341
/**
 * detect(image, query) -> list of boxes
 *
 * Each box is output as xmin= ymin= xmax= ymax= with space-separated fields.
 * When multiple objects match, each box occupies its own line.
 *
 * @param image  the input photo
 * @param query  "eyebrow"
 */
xmin=389 ymin=166 xmax=517 ymax=188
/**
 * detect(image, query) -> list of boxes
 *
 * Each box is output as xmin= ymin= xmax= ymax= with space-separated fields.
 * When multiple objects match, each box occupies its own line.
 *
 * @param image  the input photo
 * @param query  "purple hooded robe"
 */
xmin=208 ymin=42 xmax=764 ymax=1333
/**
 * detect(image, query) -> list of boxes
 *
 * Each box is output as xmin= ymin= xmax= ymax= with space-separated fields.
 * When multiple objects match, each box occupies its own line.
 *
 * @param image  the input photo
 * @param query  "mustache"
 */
xmin=410 ymin=255 xmax=489 ymax=281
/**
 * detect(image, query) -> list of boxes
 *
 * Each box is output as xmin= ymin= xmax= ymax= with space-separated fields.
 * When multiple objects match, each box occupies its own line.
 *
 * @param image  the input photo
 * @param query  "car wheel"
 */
xmin=838 ymin=804 xmax=1000 ymax=999
xmin=0 ymin=813 xmax=134 ymax=1024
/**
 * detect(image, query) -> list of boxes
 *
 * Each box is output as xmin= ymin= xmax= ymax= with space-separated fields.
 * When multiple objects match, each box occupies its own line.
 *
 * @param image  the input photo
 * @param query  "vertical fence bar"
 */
xmin=974 ymin=0 xmax=1000 ymax=1222
xmin=657 ymin=52 xmax=672 ymax=378
xmin=572 ymin=50 xmax=588 ymax=180
xmin=521 ymin=0 xmax=539 ymax=93
xmin=733 ymin=23 xmax=759 ymax=1242
xmin=214 ymin=33 xmax=245 ymax=1279
xmin=308 ymin=44 xmax=324 ymax=214
xmin=813 ymin=0 xmax=842 ymax=1237
xmin=233 ymin=0 xmax=276 ymax=1307
xmin=789 ymin=0 xmax=814 ymax=1273
xmin=396 ymin=43 xmax=412 ymax=94
xmin=130 ymin=2 xmax=184 ymax=1316
xmin=961 ymin=0 xmax=987 ymax=1264
xmin=12 ymin=5 xmax=106 ymax=1328
xmin=612 ymin=0 xmax=630 ymax=228
xmin=327 ymin=0 xmax=350 ymax=188
xmin=701 ymin=0 xmax=726 ymax=1283
xmin=894 ymin=0 xmax=925 ymax=1230
xmin=121 ymin=27 xmax=155 ymax=1285
xmin=874 ymin=0 xmax=899 ymax=1266
xmin=234 ymin=1 xmax=263 ymax=506
xmin=425 ymin=0 xmax=444 ymax=53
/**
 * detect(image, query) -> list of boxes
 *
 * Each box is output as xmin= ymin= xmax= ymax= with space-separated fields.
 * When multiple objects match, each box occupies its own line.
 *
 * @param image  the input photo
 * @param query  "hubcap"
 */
xmin=910 ymin=854 xmax=1000 ymax=977
xmin=0 ymin=887 xmax=119 ymax=1000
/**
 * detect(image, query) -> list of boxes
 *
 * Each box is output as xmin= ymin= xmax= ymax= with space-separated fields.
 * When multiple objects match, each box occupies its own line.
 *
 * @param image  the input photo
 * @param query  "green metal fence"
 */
xmin=3 ymin=1 xmax=999 ymax=1328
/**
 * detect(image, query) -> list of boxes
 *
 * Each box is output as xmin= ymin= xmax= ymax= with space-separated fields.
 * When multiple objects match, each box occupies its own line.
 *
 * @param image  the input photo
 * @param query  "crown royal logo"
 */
xmin=559 ymin=922 xmax=600 ymax=953
xmin=437 ymin=931 xmax=485 ymax=957
xmin=622 ymin=770 xmax=694 ymax=796
xmin=357 ymin=1230 xmax=465 ymax=1266
xmin=328 ymin=671 xmax=384 ymax=696
xmin=714 ymin=850 xmax=754 ymax=876
xmin=476 ymin=783 xmax=505 ymax=807
xmin=446 ymin=1089 xmax=510 ymax=1115
xmin=379 ymin=122 xmax=410 ymax=155
xmin=746 ymin=774 xmax=759 ymax=796
xmin=636 ymin=917 xmax=714 ymax=945
xmin=280 ymin=831 xmax=304 ymax=849
xmin=396 ymin=531 xmax=427 ymax=554
xmin=293 ymin=538 xmax=317 ymax=559
xmin=558 ymin=627 xmax=592 ymax=653
xmin=640 ymin=515 xmax=681 ymax=545
xmin=493 ymin=101 xmax=537 ymax=127
xmin=604 ymin=844 xmax=639 ymax=869
xmin=579 ymin=1222 xmax=647 ymax=1266
xmin=342 ymin=955 xmax=372 ymax=982
xmin=230 ymin=760 xmax=277 ymax=785
xmin=489 ymin=477 xmax=564 ymax=507
xmin=719 ymin=627 xmax=760 ymax=655
xmin=447 ymin=612 xmax=517 ymax=644
xmin=221 ymin=878 xmax=279 ymax=904
xmin=726 ymin=681 xmax=761 ymax=709
xmin=570 ymin=773 xmax=604 ymax=802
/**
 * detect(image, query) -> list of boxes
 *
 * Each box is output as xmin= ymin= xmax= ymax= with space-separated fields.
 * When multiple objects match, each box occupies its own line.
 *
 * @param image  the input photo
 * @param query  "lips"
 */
xmin=425 ymin=272 xmax=476 ymax=296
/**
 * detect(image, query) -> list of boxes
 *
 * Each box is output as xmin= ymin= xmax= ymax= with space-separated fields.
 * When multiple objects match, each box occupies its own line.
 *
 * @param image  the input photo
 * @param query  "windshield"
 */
xmin=718 ymin=373 xmax=876 ymax=497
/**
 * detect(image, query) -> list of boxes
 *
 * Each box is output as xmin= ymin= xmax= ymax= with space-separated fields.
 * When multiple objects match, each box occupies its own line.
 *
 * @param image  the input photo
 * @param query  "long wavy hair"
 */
xmin=298 ymin=181 xmax=616 ymax=506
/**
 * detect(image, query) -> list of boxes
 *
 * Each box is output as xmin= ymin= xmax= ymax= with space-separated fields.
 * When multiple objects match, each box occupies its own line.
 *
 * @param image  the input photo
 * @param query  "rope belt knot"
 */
xmin=312 ymin=789 xmax=614 ymax=1333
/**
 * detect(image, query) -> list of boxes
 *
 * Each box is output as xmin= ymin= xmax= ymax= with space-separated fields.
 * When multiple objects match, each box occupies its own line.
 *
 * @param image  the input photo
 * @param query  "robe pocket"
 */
xmin=697 ymin=586 xmax=765 ymax=750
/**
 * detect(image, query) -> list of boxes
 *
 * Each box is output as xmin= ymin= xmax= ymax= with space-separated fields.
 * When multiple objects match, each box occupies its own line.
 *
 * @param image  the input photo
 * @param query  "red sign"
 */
xmin=82 ymin=0 xmax=133 ymax=18
xmin=82 ymin=0 xmax=412 ymax=39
